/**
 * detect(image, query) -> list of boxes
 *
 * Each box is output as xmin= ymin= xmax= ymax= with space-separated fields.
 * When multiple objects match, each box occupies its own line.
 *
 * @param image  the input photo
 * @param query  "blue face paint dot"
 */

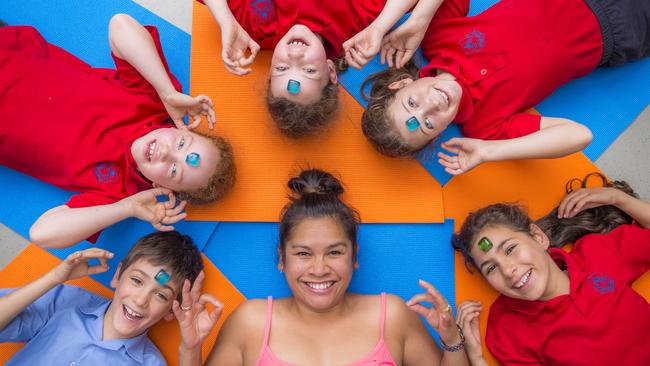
xmin=154 ymin=269 xmax=171 ymax=286
xmin=186 ymin=152 xmax=200 ymax=167
xmin=406 ymin=116 xmax=420 ymax=132
xmin=287 ymin=79 xmax=301 ymax=94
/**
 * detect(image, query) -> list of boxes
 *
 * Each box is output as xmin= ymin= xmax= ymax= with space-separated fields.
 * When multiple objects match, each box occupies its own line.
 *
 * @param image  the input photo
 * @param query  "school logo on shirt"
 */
xmin=587 ymin=273 xmax=615 ymax=294
xmin=94 ymin=162 xmax=120 ymax=184
xmin=250 ymin=0 xmax=276 ymax=23
xmin=459 ymin=30 xmax=485 ymax=55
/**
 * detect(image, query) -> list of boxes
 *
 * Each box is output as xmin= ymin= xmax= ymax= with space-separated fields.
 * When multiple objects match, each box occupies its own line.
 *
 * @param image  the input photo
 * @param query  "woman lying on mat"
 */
xmin=199 ymin=0 xmax=431 ymax=138
xmin=198 ymin=169 xmax=468 ymax=366
xmin=360 ymin=0 xmax=650 ymax=174
xmin=0 ymin=15 xmax=235 ymax=249
xmin=451 ymin=173 xmax=650 ymax=365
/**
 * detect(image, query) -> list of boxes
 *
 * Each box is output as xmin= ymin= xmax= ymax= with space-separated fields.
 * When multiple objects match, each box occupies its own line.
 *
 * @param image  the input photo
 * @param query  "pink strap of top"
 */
xmin=256 ymin=293 xmax=396 ymax=366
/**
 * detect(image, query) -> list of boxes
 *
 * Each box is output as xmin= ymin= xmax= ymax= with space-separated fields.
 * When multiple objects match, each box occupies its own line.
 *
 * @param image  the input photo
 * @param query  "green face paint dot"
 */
xmin=186 ymin=152 xmax=200 ymax=167
xmin=406 ymin=116 xmax=420 ymax=132
xmin=287 ymin=79 xmax=301 ymax=94
xmin=478 ymin=237 xmax=493 ymax=252
xmin=154 ymin=269 xmax=171 ymax=286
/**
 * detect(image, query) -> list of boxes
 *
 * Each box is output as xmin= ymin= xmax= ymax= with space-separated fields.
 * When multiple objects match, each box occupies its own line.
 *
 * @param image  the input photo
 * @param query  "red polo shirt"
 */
xmin=486 ymin=224 xmax=650 ymax=365
xmin=419 ymin=0 xmax=603 ymax=140
xmin=198 ymin=0 xmax=387 ymax=59
xmin=0 ymin=26 xmax=178 ymax=210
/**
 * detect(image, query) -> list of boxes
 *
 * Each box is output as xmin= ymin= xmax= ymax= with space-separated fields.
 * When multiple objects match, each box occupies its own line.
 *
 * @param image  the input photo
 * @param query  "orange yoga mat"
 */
xmin=0 ymin=245 xmax=246 ymax=366
xmin=444 ymin=152 xmax=650 ymax=364
xmin=186 ymin=4 xmax=444 ymax=223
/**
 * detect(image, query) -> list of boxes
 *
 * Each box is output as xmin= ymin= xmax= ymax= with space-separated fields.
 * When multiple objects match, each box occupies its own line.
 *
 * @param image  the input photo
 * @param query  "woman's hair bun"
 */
xmin=288 ymin=169 xmax=344 ymax=198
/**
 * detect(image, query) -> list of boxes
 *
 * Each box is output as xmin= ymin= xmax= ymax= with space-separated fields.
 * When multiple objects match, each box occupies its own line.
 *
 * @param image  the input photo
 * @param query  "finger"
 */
xmin=181 ymin=278 xmax=192 ymax=309
xmin=161 ymin=212 xmax=187 ymax=225
xmin=172 ymin=299 xmax=184 ymax=320
xmin=347 ymin=49 xmax=363 ymax=69
xmin=164 ymin=192 xmax=177 ymax=210
xmin=407 ymin=303 xmax=438 ymax=327
xmin=152 ymin=221 xmax=175 ymax=232
xmin=188 ymin=115 xmax=201 ymax=129
xmin=166 ymin=200 xmax=187 ymax=217
xmin=395 ymin=49 xmax=405 ymax=67
xmin=190 ymin=271 xmax=205 ymax=303
xmin=444 ymin=166 xmax=464 ymax=176
xmin=207 ymin=107 xmax=216 ymax=129
xmin=560 ymin=190 xmax=587 ymax=218
xmin=385 ymin=47 xmax=397 ymax=68
xmin=149 ymin=187 xmax=174 ymax=198
xmin=199 ymin=294 xmax=224 ymax=323
xmin=399 ymin=49 xmax=415 ymax=69
xmin=418 ymin=279 xmax=449 ymax=312
xmin=405 ymin=292 xmax=435 ymax=306
xmin=173 ymin=119 xmax=188 ymax=130
xmin=86 ymin=263 xmax=110 ymax=275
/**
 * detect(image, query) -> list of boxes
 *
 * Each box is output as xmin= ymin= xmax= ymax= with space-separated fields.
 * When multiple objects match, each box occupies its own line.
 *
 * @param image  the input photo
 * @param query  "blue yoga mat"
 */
xmin=0 ymin=0 xmax=190 ymax=92
xmin=0 ymin=166 xmax=219 ymax=290
xmin=202 ymin=220 xmax=456 ymax=343
xmin=338 ymin=0 xmax=650 ymax=182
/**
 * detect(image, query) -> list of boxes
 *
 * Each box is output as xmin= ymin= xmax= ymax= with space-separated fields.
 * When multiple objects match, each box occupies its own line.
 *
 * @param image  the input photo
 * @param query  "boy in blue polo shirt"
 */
xmin=0 ymin=231 xmax=223 ymax=365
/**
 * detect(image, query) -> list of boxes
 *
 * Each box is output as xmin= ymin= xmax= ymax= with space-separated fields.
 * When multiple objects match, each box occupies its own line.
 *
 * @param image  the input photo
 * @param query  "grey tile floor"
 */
xmin=1 ymin=0 xmax=649 ymax=270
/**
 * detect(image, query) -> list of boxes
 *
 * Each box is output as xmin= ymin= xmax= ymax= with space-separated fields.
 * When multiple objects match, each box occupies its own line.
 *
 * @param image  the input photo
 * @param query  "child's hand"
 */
xmin=162 ymin=91 xmax=216 ymax=130
xmin=174 ymin=271 xmax=224 ymax=351
xmin=456 ymin=301 xmax=484 ymax=360
xmin=343 ymin=24 xmax=384 ymax=69
xmin=406 ymin=279 xmax=461 ymax=347
xmin=121 ymin=188 xmax=187 ymax=232
xmin=380 ymin=19 xmax=427 ymax=68
xmin=438 ymin=137 xmax=489 ymax=175
xmin=221 ymin=20 xmax=260 ymax=76
xmin=49 ymin=248 xmax=114 ymax=284
xmin=557 ymin=187 xmax=622 ymax=218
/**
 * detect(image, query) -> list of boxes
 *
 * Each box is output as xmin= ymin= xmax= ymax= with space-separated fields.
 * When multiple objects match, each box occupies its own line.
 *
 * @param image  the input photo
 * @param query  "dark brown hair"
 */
xmin=278 ymin=169 xmax=360 ymax=264
xmin=118 ymin=231 xmax=204 ymax=298
xmin=536 ymin=172 xmax=637 ymax=247
xmin=176 ymin=133 xmax=236 ymax=204
xmin=265 ymin=57 xmax=348 ymax=139
xmin=361 ymin=61 xmax=421 ymax=157
xmin=452 ymin=173 xmax=638 ymax=272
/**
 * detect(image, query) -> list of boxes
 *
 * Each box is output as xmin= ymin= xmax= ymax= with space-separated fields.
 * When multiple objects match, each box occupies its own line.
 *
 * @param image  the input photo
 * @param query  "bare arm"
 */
xmin=0 ymin=249 xmax=112 ymax=331
xmin=439 ymin=117 xmax=593 ymax=175
xmin=558 ymin=187 xmax=650 ymax=228
xmin=108 ymin=14 xmax=215 ymax=128
xmin=30 ymin=188 xmax=186 ymax=249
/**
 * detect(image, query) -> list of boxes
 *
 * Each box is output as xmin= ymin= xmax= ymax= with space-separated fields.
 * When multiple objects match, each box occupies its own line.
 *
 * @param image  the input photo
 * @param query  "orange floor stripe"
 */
xmin=186 ymin=3 xmax=444 ymax=223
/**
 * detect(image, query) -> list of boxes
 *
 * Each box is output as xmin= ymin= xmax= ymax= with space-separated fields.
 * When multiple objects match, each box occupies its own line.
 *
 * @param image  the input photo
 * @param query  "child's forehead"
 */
xmin=123 ymin=259 xmax=182 ymax=291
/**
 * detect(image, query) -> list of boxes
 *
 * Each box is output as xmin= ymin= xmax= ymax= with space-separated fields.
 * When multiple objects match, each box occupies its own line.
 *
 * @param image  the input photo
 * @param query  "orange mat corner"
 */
xmin=0 ymin=245 xmax=246 ymax=365
xmin=186 ymin=3 xmax=444 ymax=224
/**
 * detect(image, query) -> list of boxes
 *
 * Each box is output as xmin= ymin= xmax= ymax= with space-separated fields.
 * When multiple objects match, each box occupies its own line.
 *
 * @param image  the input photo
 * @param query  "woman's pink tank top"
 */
xmin=255 ymin=293 xmax=397 ymax=366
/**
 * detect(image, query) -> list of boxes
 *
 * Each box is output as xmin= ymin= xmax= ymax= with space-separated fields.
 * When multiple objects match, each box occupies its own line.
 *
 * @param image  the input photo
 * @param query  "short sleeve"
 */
xmin=494 ymin=112 xmax=542 ymax=139
xmin=601 ymin=224 xmax=650 ymax=279
xmin=486 ymin=299 xmax=541 ymax=365
xmin=0 ymin=285 xmax=88 ymax=343
xmin=65 ymin=193 xmax=119 ymax=243
xmin=111 ymin=26 xmax=182 ymax=96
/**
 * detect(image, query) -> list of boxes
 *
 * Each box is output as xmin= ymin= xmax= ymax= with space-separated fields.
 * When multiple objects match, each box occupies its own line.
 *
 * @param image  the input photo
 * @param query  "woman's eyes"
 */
xmin=177 ymin=137 xmax=185 ymax=150
xmin=485 ymin=265 xmax=496 ymax=275
xmin=424 ymin=118 xmax=433 ymax=129
xmin=170 ymin=164 xmax=177 ymax=178
xmin=275 ymin=65 xmax=288 ymax=71
xmin=506 ymin=245 xmax=516 ymax=255
xmin=304 ymin=68 xmax=316 ymax=74
xmin=156 ymin=292 xmax=169 ymax=301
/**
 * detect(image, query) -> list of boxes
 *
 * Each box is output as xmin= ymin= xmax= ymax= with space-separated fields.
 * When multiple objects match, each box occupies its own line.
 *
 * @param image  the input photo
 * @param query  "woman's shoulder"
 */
xmin=225 ymin=298 xmax=269 ymax=329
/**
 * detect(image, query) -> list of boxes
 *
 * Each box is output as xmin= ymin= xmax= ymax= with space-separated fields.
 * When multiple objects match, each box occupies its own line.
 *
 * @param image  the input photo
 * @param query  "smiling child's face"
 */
xmin=130 ymin=128 xmax=219 ymax=191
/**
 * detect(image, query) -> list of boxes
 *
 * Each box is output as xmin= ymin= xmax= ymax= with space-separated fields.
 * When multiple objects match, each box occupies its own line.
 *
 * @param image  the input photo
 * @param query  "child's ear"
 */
xmin=326 ymin=59 xmax=338 ymax=85
xmin=530 ymin=224 xmax=551 ymax=249
xmin=109 ymin=263 xmax=123 ymax=288
xmin=388 ymin=78 xmax=414 ymax=90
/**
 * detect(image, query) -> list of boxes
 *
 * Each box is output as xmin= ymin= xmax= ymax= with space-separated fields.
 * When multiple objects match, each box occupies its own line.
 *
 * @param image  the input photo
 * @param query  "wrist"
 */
xmin=440 ymin=324 xmax=465 ymax=352
xmin=114 ymin=197 xmax=136 ymax=219
xmin=42 ymin=270 xmax=65 ymax=287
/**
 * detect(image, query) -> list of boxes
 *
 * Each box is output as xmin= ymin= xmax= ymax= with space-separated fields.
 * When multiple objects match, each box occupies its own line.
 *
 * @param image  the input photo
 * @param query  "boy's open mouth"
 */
xmin=145 ymin=140 xmax=157 ymax=162
xmin=123 ymin=304 xmax=144 ymax=321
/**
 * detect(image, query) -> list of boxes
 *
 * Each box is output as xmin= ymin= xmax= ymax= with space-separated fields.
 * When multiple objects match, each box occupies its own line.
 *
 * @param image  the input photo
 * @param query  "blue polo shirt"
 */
xmin=0 ymin=285 xmax=166 ymax=365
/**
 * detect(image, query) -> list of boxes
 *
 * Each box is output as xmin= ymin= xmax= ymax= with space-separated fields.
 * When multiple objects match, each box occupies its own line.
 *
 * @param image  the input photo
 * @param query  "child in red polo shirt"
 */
xmin=451 ymin=174 xmax=650 ymax=365
xmin=0 ymin=15 xmax=235 ymax=249
xmin=198 ymin=0 xmax=423 ymax=138
xmin=360 ymin=0 xmax=650 ymax=172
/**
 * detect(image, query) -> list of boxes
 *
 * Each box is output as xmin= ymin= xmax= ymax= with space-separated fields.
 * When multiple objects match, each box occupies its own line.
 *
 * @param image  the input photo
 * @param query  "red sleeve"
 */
xmin=601 ymin=224 xmax=650 ymax=279
xmin=432 ymin=0 xmax=470 ymax=21
xmin=493 ymin=112 xmax=542 ymax=139
xmin=486 ymin=299 xmax=541 ymax=365
xmin=111 ymin=26 xmax=182 ymax=96
xmin=65 ymin=193 xmax=120 ymax=244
